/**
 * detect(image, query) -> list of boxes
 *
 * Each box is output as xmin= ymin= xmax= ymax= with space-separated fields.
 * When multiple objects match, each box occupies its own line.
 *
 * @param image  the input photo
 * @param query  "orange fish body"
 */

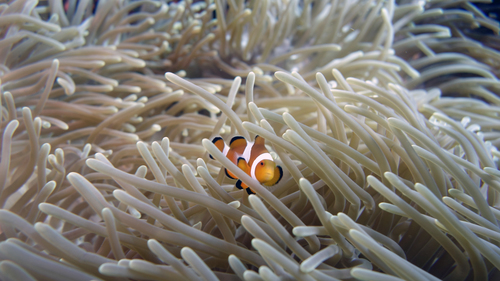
xmin=210 ymin=135 xmax=283 ymax=194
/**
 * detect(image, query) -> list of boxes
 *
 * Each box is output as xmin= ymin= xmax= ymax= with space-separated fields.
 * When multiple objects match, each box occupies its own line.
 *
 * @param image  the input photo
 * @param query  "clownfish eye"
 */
xmin=260 ymin=162 xmax=264 ymax=166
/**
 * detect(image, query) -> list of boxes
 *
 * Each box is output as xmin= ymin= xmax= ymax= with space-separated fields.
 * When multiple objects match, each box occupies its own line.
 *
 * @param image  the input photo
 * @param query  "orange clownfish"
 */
xmin=209 ymin=135 xmax=283 ymax=194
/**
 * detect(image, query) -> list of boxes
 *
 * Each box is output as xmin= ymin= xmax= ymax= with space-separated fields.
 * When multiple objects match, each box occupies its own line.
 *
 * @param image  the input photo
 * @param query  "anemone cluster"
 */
xmin=1 ymin=0 xmax=500 ymax=280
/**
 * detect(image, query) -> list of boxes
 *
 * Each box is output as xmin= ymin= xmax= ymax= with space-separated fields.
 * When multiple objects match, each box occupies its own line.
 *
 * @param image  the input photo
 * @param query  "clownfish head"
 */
xmin=255 ymin=159 xmax=277 ymax=184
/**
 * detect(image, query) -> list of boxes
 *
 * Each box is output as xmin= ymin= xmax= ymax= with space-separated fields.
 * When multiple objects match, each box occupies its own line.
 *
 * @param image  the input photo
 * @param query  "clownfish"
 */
xmin=209 ymin=135 xmax=283 ymax=194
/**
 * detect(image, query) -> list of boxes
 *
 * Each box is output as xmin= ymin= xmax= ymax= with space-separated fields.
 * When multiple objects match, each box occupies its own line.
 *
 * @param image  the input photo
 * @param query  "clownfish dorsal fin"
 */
xmin=229 ymin=136 xmax=247 ymax=149
xmin=210 ymin=137 xmax=225 ymax=159
xmin=237 ymin=157 xmax=250 ymax=174
xmin=254 ymin=135 xmax=266 ymax=146
xmin=263 ymin=165 xmax=283 ymax=186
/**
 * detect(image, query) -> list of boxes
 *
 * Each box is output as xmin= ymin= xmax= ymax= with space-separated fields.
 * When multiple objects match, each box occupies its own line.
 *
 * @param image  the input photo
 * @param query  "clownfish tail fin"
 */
xmin=246 ymin=188 xmax=255 ymax=195
xmin=229 ymin=136 xmax=247 ymax=149
xmin=210 ymin=137 xmax=225 ymax=159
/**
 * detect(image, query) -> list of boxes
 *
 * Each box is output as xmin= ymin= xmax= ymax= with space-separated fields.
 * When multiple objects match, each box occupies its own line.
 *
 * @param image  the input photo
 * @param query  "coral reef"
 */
xmin=0 ymin=0 xmax=500 ymax=280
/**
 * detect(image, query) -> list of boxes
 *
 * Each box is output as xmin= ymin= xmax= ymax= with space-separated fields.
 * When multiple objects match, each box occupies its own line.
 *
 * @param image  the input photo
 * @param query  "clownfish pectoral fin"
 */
xmin=210 ymin=137 xmax=225 ymax=159
xmin=254 ymin=135 xmax=266 ymax=145
xmin=225 ymin=168 xmax=237 ymax=180
xmin=237 ymin=157 xmax=250 ymax=174
xmin=264 ymin=165 xmax=283 ymax=186
xmin=229 ymin=136 xmax=247 ymax=149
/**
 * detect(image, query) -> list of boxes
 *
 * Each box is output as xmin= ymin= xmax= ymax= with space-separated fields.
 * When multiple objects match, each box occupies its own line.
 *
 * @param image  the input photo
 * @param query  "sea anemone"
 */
xmin=0 ymin=0 xmax=500 ymax=280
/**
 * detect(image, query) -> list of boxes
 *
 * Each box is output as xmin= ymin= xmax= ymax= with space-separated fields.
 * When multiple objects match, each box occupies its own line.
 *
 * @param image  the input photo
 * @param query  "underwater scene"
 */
xmin=0 ymin=0 xmax=500 ymax=280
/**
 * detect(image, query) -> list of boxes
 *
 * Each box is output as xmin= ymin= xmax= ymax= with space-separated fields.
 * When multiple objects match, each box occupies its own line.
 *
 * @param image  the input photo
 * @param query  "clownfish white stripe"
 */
xmin=222 ymin=144 xmax=229 ymax=156
xmin=250 ymin=153 xmax=273 ymax=179
xmin=242 ymin=141 xmax=254 ymax=162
